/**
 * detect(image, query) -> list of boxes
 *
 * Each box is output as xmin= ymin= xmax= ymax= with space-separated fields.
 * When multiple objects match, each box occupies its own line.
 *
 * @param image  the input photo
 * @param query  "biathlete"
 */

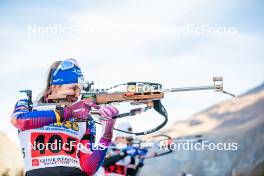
xmin=11 ymin=59 xmax=118 ymax=176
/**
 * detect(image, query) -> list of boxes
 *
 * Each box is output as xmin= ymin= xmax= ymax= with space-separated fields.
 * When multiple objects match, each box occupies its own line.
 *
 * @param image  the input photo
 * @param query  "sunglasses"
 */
xmin=53 ymin=59 xmax=78 ymax=77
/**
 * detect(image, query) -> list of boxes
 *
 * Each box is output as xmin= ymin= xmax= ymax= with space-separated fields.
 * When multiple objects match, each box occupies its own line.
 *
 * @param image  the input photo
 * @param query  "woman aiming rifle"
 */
xmin=11 ymin=59 xmax=119 ymax=176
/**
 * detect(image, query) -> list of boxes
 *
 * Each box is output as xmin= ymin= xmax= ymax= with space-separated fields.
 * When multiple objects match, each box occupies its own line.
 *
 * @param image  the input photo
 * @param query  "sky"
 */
xmin=0 ymin=0 xmax=263 ymax=144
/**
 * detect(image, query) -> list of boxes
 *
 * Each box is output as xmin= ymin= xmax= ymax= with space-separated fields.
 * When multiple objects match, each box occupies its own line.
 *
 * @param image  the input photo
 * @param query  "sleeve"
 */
xmin=79 ymin=120 xmax=112 ymax=175
xmin=11 ymin=99 xmax=61 ymax=131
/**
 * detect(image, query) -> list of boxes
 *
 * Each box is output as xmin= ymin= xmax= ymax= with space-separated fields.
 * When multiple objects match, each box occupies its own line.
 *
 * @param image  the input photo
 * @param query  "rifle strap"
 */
xmin=112 ymin=107 xmax=150 ymax=119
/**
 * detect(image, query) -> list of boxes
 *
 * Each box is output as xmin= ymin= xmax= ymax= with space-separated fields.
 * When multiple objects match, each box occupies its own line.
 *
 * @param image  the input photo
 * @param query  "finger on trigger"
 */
xmin=102 ymin=107 xmax=112 ymax=117
xmin=107 ymin=106 xmax=119 ymax=115
xmin=98 ymin=108 xmax=108 ymax=118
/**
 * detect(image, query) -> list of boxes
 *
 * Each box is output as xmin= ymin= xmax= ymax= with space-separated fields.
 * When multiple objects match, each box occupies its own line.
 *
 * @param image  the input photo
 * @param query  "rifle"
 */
xmin=132 ymin=134 xmax=203 ymax=159
xmin=108 ymin=134 xmax=173 ymax=160
xmin=109 ymin=134 xmax=203 ymax=159
xmin=133 ymin=134 xmax=173 ymax=159
xmin=20 ymin=77 xmax=235 ymax=135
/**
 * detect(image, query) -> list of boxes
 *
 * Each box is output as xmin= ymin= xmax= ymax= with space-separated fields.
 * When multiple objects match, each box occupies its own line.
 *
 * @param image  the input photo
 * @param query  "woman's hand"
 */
xmin=63 ymin=100 xmax=99 ymax=120
xmin=99 ymin=106 xmax=119 ymax=141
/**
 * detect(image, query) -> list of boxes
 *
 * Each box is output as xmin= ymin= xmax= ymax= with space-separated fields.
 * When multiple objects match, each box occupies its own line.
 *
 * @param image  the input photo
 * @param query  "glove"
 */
xmin=100 ymin=106 xmax=119 ymax=140
xmin=62 ymin=100 xmax=99 ymax=120
xmin=125 ymin=146 xmax=138 ymax=157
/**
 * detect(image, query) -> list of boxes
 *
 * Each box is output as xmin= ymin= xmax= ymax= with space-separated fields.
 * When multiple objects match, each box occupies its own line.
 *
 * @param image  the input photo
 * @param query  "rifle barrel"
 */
xmin=165 ymin=86 xmax=215 ymax=92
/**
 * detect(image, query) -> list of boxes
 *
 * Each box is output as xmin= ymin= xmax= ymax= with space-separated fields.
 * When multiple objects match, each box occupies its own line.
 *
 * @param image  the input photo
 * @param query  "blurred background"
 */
xmin=0 ymin=0 xmax=263 ymax=175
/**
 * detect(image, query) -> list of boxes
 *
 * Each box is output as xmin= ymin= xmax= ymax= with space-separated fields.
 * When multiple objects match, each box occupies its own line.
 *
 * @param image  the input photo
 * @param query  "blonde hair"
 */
xmin=37 ymin=61 xmax=61 ymax=103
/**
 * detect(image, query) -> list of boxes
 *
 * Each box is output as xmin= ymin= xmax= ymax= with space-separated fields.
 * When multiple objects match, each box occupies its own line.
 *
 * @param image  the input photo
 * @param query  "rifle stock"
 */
xmin=47 ymin=91 xmax=164 ymax=106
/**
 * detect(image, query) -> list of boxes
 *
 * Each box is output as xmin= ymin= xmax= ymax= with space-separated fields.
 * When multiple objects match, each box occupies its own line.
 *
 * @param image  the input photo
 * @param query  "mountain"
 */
xmin=242 ymin=81 xmax=264 ymax=96
xmin=0 ymin=132 xmax=24 ymax=176
xmin=140 ymin=82 xmax=264 ymax=176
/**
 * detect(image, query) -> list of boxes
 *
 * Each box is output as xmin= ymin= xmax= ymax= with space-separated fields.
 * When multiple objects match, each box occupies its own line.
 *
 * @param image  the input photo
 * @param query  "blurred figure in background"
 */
xmin=103 ymin=122 xmax=147 ymax=176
